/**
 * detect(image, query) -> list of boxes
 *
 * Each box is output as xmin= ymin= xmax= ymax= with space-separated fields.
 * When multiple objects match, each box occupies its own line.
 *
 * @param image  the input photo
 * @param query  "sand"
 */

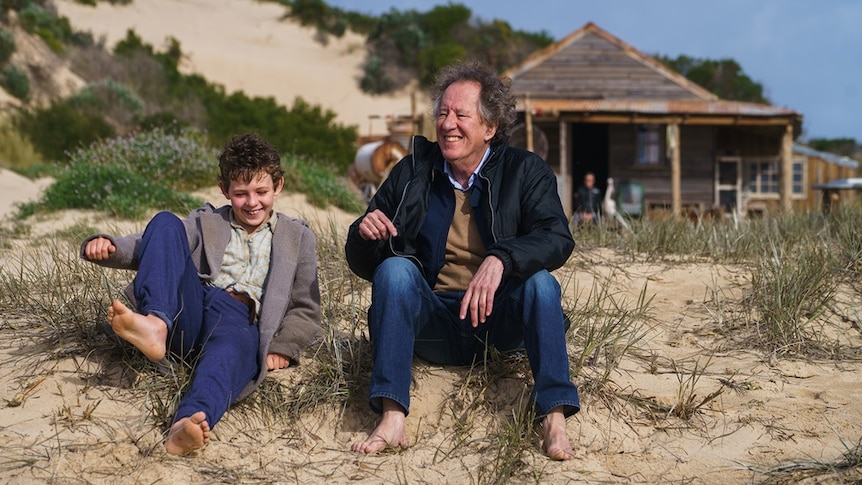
xmin=0 ymin=168 xmax=52 ymax=219
xmin=0 ymin=1 xmax=861 ymax=483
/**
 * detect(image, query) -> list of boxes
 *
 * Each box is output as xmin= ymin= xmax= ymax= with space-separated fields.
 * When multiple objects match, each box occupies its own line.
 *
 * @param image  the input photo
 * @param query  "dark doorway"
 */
xmin=571 ymin=123 xmax=609 ymax=206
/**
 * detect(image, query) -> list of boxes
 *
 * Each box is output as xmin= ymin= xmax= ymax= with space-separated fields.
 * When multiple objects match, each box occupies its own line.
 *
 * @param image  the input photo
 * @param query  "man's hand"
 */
xmin=84 ymin=237 xmax=116 ymax=261
xmin=460 ymin=255 xmax=504 ymax=327
xmin=266 ymin=353 xmax=291 ymax=371
xmin=357 ymin=209 xmax=398 ymax=241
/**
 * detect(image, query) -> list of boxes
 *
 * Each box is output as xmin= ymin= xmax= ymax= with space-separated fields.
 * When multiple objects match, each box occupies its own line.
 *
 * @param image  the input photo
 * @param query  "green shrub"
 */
xmin=39 ymin=160 xmax=202 ymax=219
xmin=360 ymin=54 xmax=395 ymax=94
xmin=0 ymin=114 xmax=44 ymax=172
xmin=205 ymin=92 xmax=357 ymax=171
xmin=65 ymin=126 xmax=218 ymax=191
xmin=283 ymin=155 xmax=363 ymax=213
xmin=69 ymin=79 xmax=144 ymax=130
xmin=747 ymin=241 xmax=838 ymax=353
xmin=0 ymin=28 xmax=14 ymax=65
xmin=18 ymin=4 xmax=74 ymax=53
xmin=16 ymin=99 xmax=116 ymax=162
xmin=1 ymin=64 xmax=29 ymax=100
xmin=829 ymin=202 xmax=862 ymax=275
xmin=110 ymin=31 xmax=358 ymax=170
xmin=19 ymin=127 xmax=213 ymax=219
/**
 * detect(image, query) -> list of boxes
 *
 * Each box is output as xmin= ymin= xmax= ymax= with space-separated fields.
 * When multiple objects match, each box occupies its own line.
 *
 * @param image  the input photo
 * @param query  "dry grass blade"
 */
xmin=668 ymin=356 xmax=724 ymax=421
xmin=566 ymin=273 xmax=653 ymax=378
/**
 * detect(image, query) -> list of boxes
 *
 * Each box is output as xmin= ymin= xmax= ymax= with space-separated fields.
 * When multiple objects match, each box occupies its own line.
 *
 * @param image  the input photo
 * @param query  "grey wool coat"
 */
xmin=80 ymin=204 xmax=322 ymax=400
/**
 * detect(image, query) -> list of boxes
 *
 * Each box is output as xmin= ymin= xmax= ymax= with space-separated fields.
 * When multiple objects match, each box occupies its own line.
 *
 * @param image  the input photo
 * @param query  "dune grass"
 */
xmin=1 ymin=200 xmax=861 ymax=482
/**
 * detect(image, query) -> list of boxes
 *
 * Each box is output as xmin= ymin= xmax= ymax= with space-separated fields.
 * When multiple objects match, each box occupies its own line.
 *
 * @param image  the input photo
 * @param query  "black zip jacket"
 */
xmin=345 ymin=136 xmax=574 ymax=286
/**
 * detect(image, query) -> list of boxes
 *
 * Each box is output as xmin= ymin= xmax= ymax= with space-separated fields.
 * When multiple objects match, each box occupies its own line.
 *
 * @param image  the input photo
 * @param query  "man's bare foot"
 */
xmin=107 ymin=299 xmax=167 ymax=361
xmin=352 ymin=398 xmax=408 ymax=454
xmin=165 ymin=411 xmax=210 ymax=455
xmin=542 ymin=407 xmax=575 ymax=461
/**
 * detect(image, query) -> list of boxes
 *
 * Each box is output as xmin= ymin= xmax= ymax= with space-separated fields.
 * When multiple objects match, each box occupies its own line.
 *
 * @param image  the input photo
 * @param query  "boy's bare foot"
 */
xmin=107 ymin=299 xmax=167 ymax=361
xmin=165 ymin=411 xmax=210 ymax=455
xmin=352 ymin=398 xmax=408 ymax=454
xmin=542 ymin=407 xmax=575 ymax=461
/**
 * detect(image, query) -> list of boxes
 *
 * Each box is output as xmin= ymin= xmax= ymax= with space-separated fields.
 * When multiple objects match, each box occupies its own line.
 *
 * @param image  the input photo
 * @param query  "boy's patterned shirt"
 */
xmin=212 ymin=211 xmax=277 ymax=315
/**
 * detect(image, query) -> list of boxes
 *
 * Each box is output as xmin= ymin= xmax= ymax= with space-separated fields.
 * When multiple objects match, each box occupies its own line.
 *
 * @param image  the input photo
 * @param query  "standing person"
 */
xmin=573 ymin=172 xmax=602 ymax=224
xmin=345 ymin=61 xmax=580 ymax=460
xmin=81 ymin=133 xmax=321 ymax=455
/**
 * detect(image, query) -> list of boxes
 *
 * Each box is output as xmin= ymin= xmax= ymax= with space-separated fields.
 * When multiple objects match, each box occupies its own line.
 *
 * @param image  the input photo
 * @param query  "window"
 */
xmin=747 ymin=158 xmax=806 ymax=196
xmin=636 ymin=124 xmax=662 ymax=165
xmin=792 ymin=160 xmax=804 ymax=195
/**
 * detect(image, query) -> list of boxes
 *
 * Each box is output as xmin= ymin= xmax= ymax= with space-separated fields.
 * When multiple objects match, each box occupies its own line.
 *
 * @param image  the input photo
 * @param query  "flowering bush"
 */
xmin=40 ymin=161 xmax=201 ymax=219
xmin=65 ymin=126 xmax=218 ymax=191
xmin=23 ymin=127 xmax=214 ymax=219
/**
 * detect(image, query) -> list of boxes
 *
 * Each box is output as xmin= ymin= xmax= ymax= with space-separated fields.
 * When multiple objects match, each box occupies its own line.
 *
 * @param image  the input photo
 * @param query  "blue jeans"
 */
xmin=367 ymin=257 xmax=580 ymax=418
xmin=133 ymin=212 xmax=260 ymax=427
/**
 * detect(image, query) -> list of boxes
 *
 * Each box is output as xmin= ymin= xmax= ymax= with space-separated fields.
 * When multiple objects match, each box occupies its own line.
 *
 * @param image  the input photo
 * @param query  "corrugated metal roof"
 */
xmin=811 ymin=178 xmax=862 ymax=190
xmin=522 ymin=98 xmax=800 ymax=118
xmin=794 ymin=143 xmax=860 ymax=169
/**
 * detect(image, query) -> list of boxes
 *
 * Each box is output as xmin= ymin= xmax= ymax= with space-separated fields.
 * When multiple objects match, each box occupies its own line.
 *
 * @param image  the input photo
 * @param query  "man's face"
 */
xmin=220 ymin=171 xmax=283 ymax=233
xmin=584 ymin=174 xmax=595 ymax=188
xmin=436 ymin=80 xmax=497 ymax=173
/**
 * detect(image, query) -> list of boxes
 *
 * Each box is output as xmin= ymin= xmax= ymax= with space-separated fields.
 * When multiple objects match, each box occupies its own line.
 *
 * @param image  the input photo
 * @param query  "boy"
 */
xmin=81 ymin=133 xmax=321 ymax=455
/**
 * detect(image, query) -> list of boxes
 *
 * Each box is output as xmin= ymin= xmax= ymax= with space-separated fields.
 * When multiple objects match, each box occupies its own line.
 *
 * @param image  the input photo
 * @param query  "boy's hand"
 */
xmin=266 ymin=352 xmax=291 ymax=370
xmin=84 ymin=237 xmax=116 ymax=261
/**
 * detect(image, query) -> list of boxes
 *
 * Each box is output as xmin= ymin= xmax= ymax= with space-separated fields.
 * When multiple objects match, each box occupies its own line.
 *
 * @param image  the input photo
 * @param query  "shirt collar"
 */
xmin=443 ymin=147 xmax=491 ymax=191
xmin=229 ymin=210 xmax=277 ymax=233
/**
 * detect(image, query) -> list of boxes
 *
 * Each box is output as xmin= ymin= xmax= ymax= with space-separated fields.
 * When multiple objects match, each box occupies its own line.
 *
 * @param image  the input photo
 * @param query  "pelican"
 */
xmin=602 ymin=177 xmax=630 ymax=230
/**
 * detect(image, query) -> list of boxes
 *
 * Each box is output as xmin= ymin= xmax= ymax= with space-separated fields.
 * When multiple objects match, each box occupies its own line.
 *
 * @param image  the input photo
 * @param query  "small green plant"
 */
xmin=69 ymin=79 xmax=144 ymax=130
xmin=18 ymin=3 xmax=74 ymax=53
xmin=479 ymin=398 xmax=537 ymax=484
xmin=16 ymin=99 xmax=116 ymax=162
xmin=1 ymin=64 xmax=29 ymax=100
xmin=283 ymin=155 xmax=364 ymax=213
xmin=668 ymin=356 xmax=723 ymax=421
xmin=0 ymin=27 xmax=15 ymax=64
xmin=830 ymin=203 xmax=862 ymax=277
xmin=746 ymin=240 xmax=838 ymax=353
xmin=566 ymin=275 xmax=653 ymax=379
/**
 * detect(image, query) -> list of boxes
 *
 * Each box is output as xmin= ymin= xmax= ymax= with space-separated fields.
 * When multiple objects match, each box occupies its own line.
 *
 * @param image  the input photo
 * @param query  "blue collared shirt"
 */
xmin=443 ymin=147 xmax=491 ymax=191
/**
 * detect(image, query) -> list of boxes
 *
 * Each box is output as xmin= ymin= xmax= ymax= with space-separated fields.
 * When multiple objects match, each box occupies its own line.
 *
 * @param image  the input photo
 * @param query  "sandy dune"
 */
xmin=55 ymin=0 xmax=422 ymax=136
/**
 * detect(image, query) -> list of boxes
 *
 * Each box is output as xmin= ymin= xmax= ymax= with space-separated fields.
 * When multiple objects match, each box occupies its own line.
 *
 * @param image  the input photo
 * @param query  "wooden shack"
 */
xmin=502 ymin=22 xmax=806 ymax=218
xmin=793 ymin=143 xmax=859 ymax=211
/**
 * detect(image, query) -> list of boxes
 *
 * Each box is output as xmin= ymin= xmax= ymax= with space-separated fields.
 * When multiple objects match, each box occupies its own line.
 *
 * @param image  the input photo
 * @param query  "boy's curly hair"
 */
xmin=217 ymin=133 xmax=284 ymax=190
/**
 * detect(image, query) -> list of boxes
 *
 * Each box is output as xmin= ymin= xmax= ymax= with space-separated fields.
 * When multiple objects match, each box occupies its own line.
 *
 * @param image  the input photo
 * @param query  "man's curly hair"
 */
xmin=430 ymin=60 xmax=517 ymax=146
xmin=217 ymin=133 xmax=284 ymax=190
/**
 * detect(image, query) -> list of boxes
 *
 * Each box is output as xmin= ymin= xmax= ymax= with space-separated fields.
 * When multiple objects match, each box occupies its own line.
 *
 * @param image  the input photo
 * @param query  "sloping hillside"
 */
xmin=53 ymin=0 xmax=422 ymax=136
xmin=0 ymin=11 xmax=86 ymax=108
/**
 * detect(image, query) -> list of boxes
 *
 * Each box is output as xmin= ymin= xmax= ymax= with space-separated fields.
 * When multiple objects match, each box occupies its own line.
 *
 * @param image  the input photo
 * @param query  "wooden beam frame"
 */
xmin=780 ymin=123 xmax=794 ymax=211
xmin=668 ymin=123 xmax=681 ymax=215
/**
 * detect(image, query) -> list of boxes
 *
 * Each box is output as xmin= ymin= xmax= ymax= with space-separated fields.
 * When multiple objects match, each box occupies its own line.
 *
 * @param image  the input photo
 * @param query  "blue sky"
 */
xmin=326 ymin=0 xmax=862 ymax=143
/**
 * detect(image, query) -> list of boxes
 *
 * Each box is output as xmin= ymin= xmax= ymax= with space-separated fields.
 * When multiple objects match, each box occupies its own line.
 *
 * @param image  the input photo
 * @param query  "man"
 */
xmin=345 ymin=61 xmax=580 ymax=460
xmin=573 ymin=172 xmax=602 ymax=224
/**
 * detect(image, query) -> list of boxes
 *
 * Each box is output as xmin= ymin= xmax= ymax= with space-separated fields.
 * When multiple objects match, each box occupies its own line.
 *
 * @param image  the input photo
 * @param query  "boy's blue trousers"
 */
xmin=134 ymin=211 xmax=259 ymax=428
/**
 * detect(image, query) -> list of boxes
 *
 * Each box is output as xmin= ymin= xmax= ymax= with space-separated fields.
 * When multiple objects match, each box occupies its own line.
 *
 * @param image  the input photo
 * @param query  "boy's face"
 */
xmin=220 ymin=172 xmax=284 ymax=233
